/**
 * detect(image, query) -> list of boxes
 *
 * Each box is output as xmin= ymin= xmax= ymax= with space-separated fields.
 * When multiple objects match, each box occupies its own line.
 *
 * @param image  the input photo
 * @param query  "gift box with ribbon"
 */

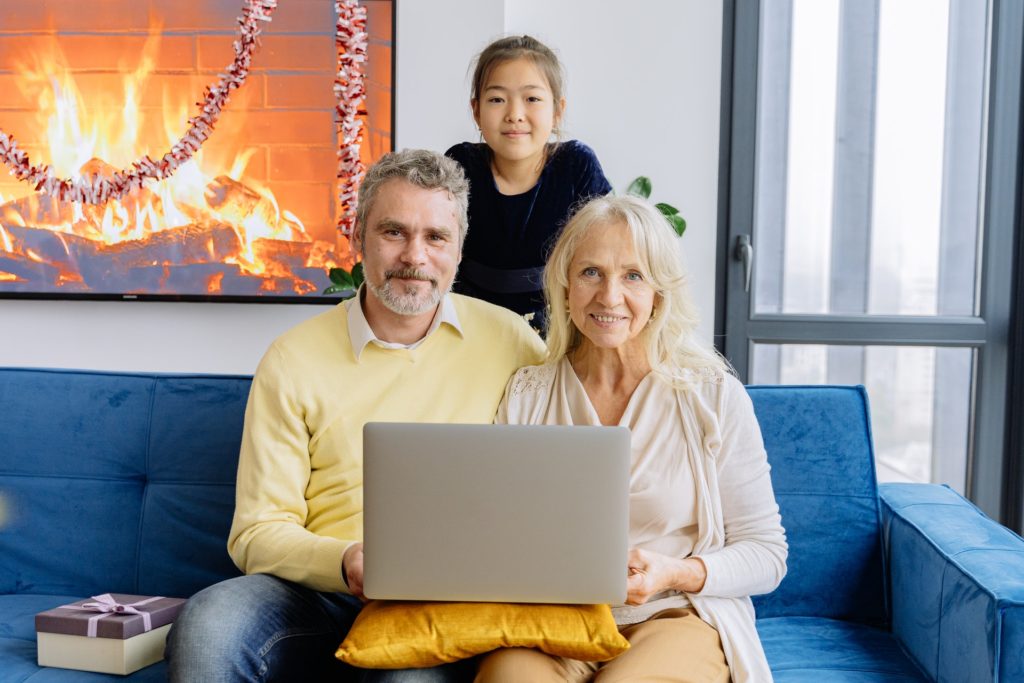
xmin=35 ymin=593 xmax=187 ymax=675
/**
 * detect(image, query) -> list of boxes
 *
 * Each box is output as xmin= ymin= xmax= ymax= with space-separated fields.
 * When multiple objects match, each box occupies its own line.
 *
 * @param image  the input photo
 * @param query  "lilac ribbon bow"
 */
xmin=59 ymin=594 xmax=163 ymax=638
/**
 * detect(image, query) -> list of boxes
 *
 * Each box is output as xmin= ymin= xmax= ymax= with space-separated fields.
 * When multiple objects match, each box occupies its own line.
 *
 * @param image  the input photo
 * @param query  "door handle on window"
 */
xmin=734 ymin=234 xmax=753 ymax=293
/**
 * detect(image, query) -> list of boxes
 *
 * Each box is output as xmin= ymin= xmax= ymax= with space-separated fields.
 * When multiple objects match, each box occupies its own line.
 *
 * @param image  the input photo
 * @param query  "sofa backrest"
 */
xmin=748 ymin=385 xmax=886 ymax=624
xmin=0 ymin=368 xmax=249 ymax=599
xmin=0 ymin=369 xmax=888 ymax=623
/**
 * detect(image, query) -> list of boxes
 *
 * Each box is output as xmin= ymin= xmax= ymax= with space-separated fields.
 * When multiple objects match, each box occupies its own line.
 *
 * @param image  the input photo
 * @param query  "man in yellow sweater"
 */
xmin=167 ymin=149 xmax=545 ymax=682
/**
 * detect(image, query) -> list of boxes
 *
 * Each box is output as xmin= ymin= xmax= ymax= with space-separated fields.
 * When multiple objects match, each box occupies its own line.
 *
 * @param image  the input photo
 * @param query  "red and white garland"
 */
xmin=0 ymin=0 xmax=277 ymax=204
xmin=334 ymin=0 xmax=368 ymax=236
xmin=0 ymin=0 xmax=371 ymax=237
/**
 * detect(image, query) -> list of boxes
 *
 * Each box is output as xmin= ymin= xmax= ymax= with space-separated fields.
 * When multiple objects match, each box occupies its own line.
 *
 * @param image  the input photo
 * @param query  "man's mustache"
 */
xmin=385 ymin=268 xmax=436 ymax=285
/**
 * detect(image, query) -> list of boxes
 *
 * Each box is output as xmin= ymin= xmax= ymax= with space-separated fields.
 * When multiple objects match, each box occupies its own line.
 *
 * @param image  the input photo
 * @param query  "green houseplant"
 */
xmin=323 ymin=261 xmax=364 ymax=297
xmin=626 ymin=176 xmax=686 ymax=236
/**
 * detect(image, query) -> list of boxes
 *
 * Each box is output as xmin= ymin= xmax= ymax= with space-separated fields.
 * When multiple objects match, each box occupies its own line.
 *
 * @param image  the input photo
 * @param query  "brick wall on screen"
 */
xmin=0 ymin=0 xmax=393 ymax=244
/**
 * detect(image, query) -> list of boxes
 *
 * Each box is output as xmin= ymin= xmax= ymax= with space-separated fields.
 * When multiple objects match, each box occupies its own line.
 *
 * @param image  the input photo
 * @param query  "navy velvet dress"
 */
xmin=445 ymin=140 xmax=612 ymax=333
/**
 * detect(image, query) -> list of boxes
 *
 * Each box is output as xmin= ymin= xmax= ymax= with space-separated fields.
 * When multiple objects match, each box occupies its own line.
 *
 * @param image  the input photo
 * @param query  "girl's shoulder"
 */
xmin=548 ymin=139 xmax=600 ymax=166
xmin=445 ymin=141 xmax=490 ymax=168
xmin=546 ymin=141 xmax=611 ymax=194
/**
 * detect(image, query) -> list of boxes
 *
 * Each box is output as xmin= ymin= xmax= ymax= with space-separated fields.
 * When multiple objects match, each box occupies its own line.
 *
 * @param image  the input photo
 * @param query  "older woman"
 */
xmin=478 ymin=195 xmax=787 ymax=683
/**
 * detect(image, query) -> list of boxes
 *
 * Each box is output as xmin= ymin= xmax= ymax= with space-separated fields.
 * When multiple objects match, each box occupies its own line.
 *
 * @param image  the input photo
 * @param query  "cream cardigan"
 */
xmin=496 ymin=359 xmax=788 ymax=682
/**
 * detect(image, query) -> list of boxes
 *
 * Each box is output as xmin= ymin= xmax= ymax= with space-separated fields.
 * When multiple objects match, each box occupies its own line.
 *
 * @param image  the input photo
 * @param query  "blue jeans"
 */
xmin=166 ymin=574 xmax=475 ymax=682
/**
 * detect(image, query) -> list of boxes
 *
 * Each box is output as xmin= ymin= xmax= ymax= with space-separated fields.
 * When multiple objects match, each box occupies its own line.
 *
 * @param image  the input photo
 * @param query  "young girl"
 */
xmin=446 ymin=35 xmax=611 ymax=334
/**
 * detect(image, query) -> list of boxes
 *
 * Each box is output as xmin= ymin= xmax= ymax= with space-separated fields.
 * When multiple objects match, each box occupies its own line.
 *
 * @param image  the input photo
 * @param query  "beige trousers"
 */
xmin=474 ymin=608 xmax=731 ymax=683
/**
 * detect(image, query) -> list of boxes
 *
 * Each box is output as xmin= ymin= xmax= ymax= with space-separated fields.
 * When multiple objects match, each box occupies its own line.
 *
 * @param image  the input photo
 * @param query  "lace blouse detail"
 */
xmin=668 ymin=364 xmax=727 ymax=388
xmin=508 ymin=362 xmax=557 ymax=397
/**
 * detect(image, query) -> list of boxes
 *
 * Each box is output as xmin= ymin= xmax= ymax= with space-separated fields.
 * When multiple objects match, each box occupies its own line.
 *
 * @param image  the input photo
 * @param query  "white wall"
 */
xmin=505 ymin=0 xmax=724 ymax=344
xmin=0 ymin=0 xmax=723 ymax=373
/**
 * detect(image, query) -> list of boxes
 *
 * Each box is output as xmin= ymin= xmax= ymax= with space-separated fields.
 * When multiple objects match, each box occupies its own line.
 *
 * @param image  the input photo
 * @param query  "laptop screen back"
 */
xmin=362 ymin=422 xmax=630 ymax=604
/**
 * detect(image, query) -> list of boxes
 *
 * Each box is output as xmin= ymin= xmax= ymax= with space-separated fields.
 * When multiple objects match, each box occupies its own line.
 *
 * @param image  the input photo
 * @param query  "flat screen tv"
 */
xmin=0 ymin=0 xmax=394 ymax=303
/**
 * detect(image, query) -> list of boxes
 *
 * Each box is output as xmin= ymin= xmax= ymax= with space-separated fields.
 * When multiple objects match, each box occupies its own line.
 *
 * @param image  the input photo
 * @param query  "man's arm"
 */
xmin=227 ymin=344 xmax=356 ymax=593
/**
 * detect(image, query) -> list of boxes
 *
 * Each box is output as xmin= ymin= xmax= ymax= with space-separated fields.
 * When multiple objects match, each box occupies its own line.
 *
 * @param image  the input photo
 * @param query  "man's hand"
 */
xmin=625 ymin=548 xmax=707 ymax=606
xmin=342 ymin=543 xmax=366 ymax=601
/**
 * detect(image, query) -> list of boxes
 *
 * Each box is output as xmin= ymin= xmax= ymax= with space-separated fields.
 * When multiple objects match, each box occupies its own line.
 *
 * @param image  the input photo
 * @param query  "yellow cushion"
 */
xmin=335 ymin=600 xmax=630 ymax=669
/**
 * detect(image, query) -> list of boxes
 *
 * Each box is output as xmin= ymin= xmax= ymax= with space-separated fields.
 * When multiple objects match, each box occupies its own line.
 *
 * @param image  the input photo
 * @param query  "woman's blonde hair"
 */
xmin=543 ymin=195 xmax=731 ymax=386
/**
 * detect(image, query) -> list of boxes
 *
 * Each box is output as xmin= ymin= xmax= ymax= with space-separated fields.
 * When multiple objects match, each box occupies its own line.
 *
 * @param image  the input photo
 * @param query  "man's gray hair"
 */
xmin=355 ymin=149 xmax=470 ymax=245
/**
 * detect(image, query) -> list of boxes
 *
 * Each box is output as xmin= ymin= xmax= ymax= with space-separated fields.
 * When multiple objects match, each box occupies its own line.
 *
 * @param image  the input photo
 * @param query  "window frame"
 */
xmin=716 ymin=0 xmax=1024 ymax=528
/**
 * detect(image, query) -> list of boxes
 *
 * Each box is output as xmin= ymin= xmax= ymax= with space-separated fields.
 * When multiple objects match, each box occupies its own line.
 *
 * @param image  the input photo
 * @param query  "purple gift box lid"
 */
xmin=35 ymin=594 xmax=187 ymax=640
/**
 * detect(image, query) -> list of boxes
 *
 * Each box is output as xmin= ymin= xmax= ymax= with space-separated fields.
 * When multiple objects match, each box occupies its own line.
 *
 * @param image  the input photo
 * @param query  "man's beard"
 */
xmin=367 ymin=267 xmax=449 ymax=316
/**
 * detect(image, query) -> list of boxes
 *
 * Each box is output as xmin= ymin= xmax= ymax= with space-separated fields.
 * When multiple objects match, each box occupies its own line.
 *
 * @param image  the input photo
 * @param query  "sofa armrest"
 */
xmin=879 ymin=483 xmax=1024 ymax=682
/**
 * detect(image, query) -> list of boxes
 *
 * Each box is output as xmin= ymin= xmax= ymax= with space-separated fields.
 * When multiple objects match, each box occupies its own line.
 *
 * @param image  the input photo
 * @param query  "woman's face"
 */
xmin=567 ymin=221 xmax=658 ymax=352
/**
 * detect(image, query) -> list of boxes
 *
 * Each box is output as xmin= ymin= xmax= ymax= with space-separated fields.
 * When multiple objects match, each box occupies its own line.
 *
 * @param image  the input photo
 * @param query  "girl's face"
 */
xmin=473 ymin=57 xmax=564 ymax=170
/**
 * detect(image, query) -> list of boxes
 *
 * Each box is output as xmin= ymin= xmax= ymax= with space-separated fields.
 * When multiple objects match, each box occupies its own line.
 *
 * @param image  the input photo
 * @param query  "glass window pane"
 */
xmin=754 ymin=0 xmax=986 ymax=317
xmin=868 ymin=0 xmax=949 ymax=316
xmin=755 ymin=0 xmax=840 ymax=315
xmin=750 ymin=343 xmax=973 ymax=493
xmin=781 ymin=0 xmax=838 ymax=315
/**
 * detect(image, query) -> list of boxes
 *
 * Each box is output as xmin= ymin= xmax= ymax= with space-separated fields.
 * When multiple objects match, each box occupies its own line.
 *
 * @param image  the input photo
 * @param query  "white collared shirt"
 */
xmin=345 ymin=287 xmax=463 ymax=360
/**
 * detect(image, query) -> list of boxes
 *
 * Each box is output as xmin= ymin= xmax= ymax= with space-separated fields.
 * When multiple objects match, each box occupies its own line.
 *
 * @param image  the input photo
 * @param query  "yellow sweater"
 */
xmin=228 ymin=294 xmax=546 ymax=592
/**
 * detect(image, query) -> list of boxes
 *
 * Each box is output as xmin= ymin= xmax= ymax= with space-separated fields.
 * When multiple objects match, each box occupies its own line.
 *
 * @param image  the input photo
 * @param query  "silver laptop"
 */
xmin=362 ymin=422 xmax=630 ymax=604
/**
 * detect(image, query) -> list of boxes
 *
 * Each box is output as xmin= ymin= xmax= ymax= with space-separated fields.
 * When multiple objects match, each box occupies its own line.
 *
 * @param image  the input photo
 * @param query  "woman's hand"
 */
xmin=625 ymin=548 xmax=708 ymax=606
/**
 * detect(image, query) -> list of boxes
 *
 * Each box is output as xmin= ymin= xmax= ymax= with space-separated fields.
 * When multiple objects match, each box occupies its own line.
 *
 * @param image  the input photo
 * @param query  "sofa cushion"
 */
xmin=0 ymin=370 xmax=154 ymax=596
xmin=0 ymin=475 xmax=144 ymax=596
xmin=138 ymin=376 xmax=249 ymax=597
xmin=336 ymin=600 xmax=630 ymax=668
xmin=748 ymin=386 xmax=886 ymax=624
xmin=758 ymin=616 xmax=925 ymax=681
xmin=0 ymin=369 xmax=248 ymax=600
xmin=0 ymin=594 xmax=169 ymax=682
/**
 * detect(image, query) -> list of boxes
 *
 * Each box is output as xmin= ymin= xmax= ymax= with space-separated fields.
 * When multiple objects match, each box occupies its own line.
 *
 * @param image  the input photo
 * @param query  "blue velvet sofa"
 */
xmin=1 ymin=367 xmax=1022 ymax=682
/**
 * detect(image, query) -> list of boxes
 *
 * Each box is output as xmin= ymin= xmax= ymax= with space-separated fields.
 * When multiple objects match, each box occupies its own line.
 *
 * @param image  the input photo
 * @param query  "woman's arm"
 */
xmin=625 ymin=376 xmax=787 ymax=605
xmin=693 ymin=375 xmax=788 ymax=598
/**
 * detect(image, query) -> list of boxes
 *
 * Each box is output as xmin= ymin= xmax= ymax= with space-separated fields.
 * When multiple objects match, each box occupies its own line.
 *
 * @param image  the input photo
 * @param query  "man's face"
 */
xmin=355 ymin=179 xmax=462 ymax=316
